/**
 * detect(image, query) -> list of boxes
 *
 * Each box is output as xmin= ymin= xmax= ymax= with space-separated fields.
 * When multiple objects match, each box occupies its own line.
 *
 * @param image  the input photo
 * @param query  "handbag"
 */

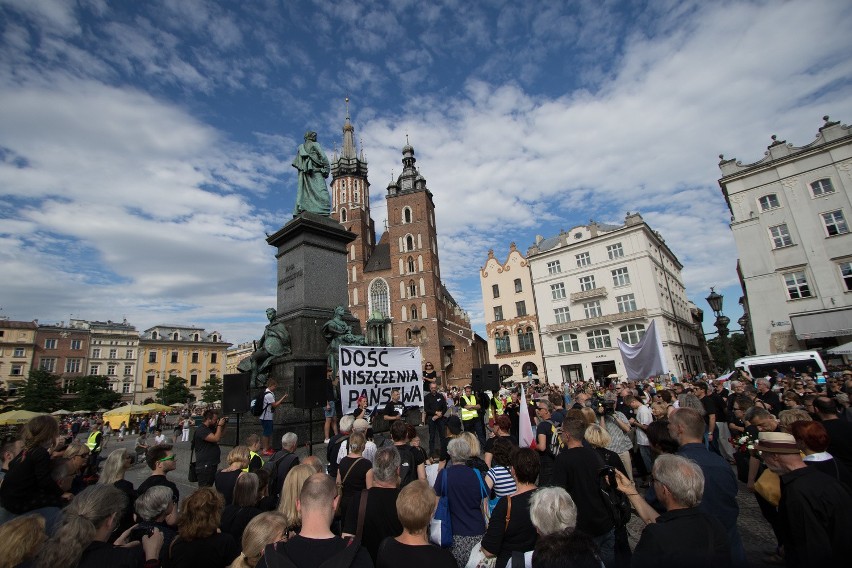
xmin=429 ymin=469 xmax=453 ymax=548
xmin=465 ymin=496 xmax=512 ymax=568
xmin=472 ymin=469 xmax=490 ymax=522
xmin=335 ymin=457 xmax=364 ymax=516
xmin=187 ymin=440 xmax=197 ymax=483
xmin=754 ymin=468 xmax=781 ymax=506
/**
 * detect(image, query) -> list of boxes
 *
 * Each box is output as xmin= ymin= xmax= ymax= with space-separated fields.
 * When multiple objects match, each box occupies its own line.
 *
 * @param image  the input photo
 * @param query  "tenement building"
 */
xmin=719 ymin=117 xmax=852 ymax=354
xmin=329 ymin=107 xmax=485 ymax=385
xmin=0 ymin=319 xmax=37 ymax=396
xmin=479 ymin=244 xmax=546 ymax=381
xmin=33 ymin=320 xmax=91 ymax=396
xmin=527 ymin=213 xmax=704 ymax=384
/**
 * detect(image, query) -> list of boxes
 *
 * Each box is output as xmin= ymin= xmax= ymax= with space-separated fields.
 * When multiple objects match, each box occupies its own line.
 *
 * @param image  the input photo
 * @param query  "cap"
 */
xmin=352 ymin=418 xmax=369 ymax=431
xmin=754 ymin=432 xmax=800 ymax=454
xmin=446 ymin=415 xmax=462 ymax=435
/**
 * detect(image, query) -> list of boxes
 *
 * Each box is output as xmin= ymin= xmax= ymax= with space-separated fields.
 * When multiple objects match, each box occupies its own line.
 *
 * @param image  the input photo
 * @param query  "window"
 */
xmin=151 ymin=331 xmax=159 ymax=340
xmin=403 ymin=207 xmax=412 ymax=223
xmin=369 ymin=279 xmax=390 ymax=318
xmin=122 ymin=383 xmax=131 ymax=394
xmin=70 ymin=339 xmax=81 ymax=350
xmin=583 ymin=301 xmax=602 ymax=319
xmin=616 ymin=293 xmax=637 ymax=313
xmin=769 ymin=224 xmax=793 ymax=248
xmin=191 ymin=352 xmax=199 ymax=363
xmin=619 ymin=324 xmax=646 ymax=344
xmin=408 ymin=281 xmax=417 ymax=298
xmin=758 ymin=194 xmax=780 ymax=211
xmin=840 ymin=262 xmax=852 ymax=291
xmin=492 ymin=284 xmax=500 ymax=298
xmin=518 ymin=328 xmax=535 ymax=351
xmin=587 ymin=329 xmax=612 ymax=350
xmin=547 ymin=260 xmax=562 ymax=275
xmin=784 ymin=271 xmax=812 ymax=299
xmin=107 ymin=364 xmax=116 ymax=376
xmin=496 ymin=332 xmax=511 ymax=354
xmin=494 ymin=306 xmax=504 ymax=321
xmin=148 ymin=351 xmax=157 ymax=363
xmin=170 ymin=351 xmax=178 ymax=363
xmin=575 ymin=252 xmax=590 ymax=267
xmin=339 ymin=208 xmax=347 ymax=222
xmin=109 ymin=348 xmax=117 ymax=359
xmin=13 ymin=347 xmax=24 ymax=357
xmin=411 ymin=305 xmax=418 ymax=320
xmin=607 ymin=243 xmax=624 ymax=259
xmin=45 ymin=338 xmax=57 ymax=349
xmin=89 ymin=364 xmax=99 ymax=375
xmin=172 ymin=332 xmax=179 ymax=341
xmin=212 ymin=334 xmax=219 ymax=342
xmin=611 ymin=267 xmax=630 ymax=287
xmin=516 ymin=301 xmax=527 ymax=317
xmin=124 ymin=364 xmax=132 ymax=376
xmin=811 ymin=178 xmax=835 ymax=197
xmin=822 ymin=210 xmax=849 ymax=236
xmin=40 ymin=358 xmax=56 ymax=372
xmin=406 ymin=235 xmax=414 ymax=251
xmin=92 ymin=348 xmax=101 ymax=358
xmin=65 ymin=358 xmax=81 ymax=373
xmin=579 ymin=275 xmax=596 ymax=291
xmin=551 ymin=282 xmax=566 ymax=300
xmin=211 ymin=352 xmax=218 ymax=364
xmin=146 ymin=375 xmax=155 ymax=389
xmin=557 ymin=334 xmax=580 ymax=353
xmin=514 ymin=279 xmax=522 ymax=293
xmin=190 ymin=373 xmax=198 ymax=387
xmin=554 ymin=307 xmax=571 ymax=324
xmin=125 ymin=349 xmax=133 ymax=359
xmin=11 ymin=364 xmax=23 ymax=376
xmin=408 ymin=257 xmax=415 ymax=273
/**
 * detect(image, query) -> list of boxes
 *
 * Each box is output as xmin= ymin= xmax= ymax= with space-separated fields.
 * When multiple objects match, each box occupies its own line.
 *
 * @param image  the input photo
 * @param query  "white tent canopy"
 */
xmin=827 ymin=341 xmax=852 ymax=355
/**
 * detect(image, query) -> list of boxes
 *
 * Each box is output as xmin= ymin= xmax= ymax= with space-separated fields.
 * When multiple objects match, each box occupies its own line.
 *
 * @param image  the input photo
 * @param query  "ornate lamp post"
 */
xmin=706 ymin=288 xmax=732 ymax=371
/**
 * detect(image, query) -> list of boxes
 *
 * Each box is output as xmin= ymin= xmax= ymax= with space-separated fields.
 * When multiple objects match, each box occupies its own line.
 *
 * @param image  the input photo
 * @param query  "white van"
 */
xmin=734 ymin=351 xmax=827 ymax=379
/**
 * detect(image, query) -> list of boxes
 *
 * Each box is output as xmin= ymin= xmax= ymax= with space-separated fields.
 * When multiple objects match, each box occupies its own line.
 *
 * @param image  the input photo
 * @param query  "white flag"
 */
xmin=519 ymin=385 xmax=536 ymax=449
xmin=616 ymin=319 xmax=668 ymax=379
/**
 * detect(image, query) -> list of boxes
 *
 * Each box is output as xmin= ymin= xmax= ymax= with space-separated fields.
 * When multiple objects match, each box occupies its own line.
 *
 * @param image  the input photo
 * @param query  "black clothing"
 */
xmin=779 ymin=465 xmax=852 ymax=568
xmin=112 ymin=478 xmax=137 ymax=541
xmin=77 ymin=540 xmax=144 ymax=568
xmin=137 ymin=474 xmax=179 ymax=504
xmin=326 ymin=434 xmax=348 ymax=478
xmin=550 ymin=446 xmax=614 ymax=537
xmin=593 ymin=446 xmax=628 ymax=477
xmin=423 ymin=370 xmax=438 ymax=391
xmin=343 ymin=487 xmax=402 ymax=563
xmin=133 ymin=520 xmax=177 ymax=565
xmin=258 ymin=535 xmax=374 ymax=568
xmin=821 ymin=418 xmax=852 ymax=472
xmin=804 ymin=456 xmax=852 ymax=490
xmin=397 ymin=443 xmax=425 ymax=487
xmin=483 ymin=435 xmax=515 ymax=457
xmin=383 ymin=400 xmax=405 ymax=419
xmin=535 ymin=420 xmax=556 ymax=485
xmin=168 ymin=533 xmax=241 ymax=568
xmin=615 ymin=396 xmax=635 ymax=421
xmin=424 ymin=391 xmax=447 ymax=418
xmin=631 ymin=507 xmax=731 ymax=568
xmin=375 ymin=537 xmax=456 ymax=568
xmin=700 ymin=395 xmax=720 ymax=426
xmin=214 ymin=469 xmax=241 ymax=505
xmin=193 ymin=423 xmax=221 ymax=466
xmin=0 ymin=446 xmax=63 ymax=514
xmin=220 ymin=504 xmax=263 ymax=545
xmin=267 ymin=449 xmax=300 ymax=497
xmin=338 ymin=456 xmax=372 ymax=521
xmin=480 ymin=492 xmax=538 ymax=568
xmin=756 ymin=390 xmax=783 ymax=415
xmin=505 ymin=401 xmax=520 ymax=442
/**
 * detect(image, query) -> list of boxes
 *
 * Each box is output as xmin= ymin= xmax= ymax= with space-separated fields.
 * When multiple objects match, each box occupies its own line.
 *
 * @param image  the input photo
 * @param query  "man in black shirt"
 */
xmin=390 ymin=419 xmax=425 ymax=487
xmin=137 ymin=444 xmax=179 ymax=503
xmin=193 ymin=409 xmax=228 ymax=487
xmin=423 ymin=382 xmax=447 ymax=453
xmin=755 ymin=378 xmax=783 ymax=416
xmin=383 ymin=388 xmax=406 ymax=422
xmin=534 ymin=399 xmax=557 ymax=485
xmin=265 ymin=431 xmax=300 ymax=502
xmin=695 ymin=382 xmax=721 ymax=456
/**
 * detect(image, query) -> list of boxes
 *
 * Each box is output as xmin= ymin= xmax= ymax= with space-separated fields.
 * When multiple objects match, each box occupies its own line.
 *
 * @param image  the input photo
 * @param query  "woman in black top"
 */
xmin=336 ymin=431 xmax=373 ymax=522
xmin=220 ymin=472 xmax=264 ymax=546
xmin=168 ymin=487 xmax=240 ymax=568
xmin=423 ymin=361 xmax=438 ymax=390
xmin=215 ymin=445 xmax=250 ymax=505
xmin=97 ymin=448 xmax=137 ymax=540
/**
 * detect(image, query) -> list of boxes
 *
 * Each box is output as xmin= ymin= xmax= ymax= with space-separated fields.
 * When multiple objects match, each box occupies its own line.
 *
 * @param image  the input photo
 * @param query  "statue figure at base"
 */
xmin=292 ymin=130 xmax=332 ymax=217
xmin=237 ymin=308 xmax=292 ymax=386
xmin=322 ymin=306 xmax=366 ymax=377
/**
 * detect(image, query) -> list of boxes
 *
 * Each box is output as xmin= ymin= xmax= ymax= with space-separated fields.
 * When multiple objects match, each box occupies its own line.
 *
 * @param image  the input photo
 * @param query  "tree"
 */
xmin=16 ymin=368 xmax=63 ymax=412
xmin=71 ymin=375 xmax=122 ymax=411
xmin=707 ymin=333 xmax=748 ymax=371
xmin=201 ymin=375 xmax=222 ymax=404
xmin=158 ymin=376 xmax=191 ymax=406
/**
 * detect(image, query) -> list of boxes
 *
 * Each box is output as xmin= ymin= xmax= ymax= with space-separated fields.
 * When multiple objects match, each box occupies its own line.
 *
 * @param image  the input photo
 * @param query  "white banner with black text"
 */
xmin=338 ymin=345 xmax=423 ymax=415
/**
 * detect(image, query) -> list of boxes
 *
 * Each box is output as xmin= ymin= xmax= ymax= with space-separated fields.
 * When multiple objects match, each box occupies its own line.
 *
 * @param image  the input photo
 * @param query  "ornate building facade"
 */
xmin=0 ymin=319 xmax=37 ymax=397
xmin=328 ymin=108 xmax=485 ymax=385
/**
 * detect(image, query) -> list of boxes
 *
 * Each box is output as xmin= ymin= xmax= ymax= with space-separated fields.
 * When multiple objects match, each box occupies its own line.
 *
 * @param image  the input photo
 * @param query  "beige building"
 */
xmin=226 ymin=341 xmax=254 ymax=375
xmin=479 ymin=243 xmax=546 ymax=381
xmin=0 ymin=319 xmax=37 ymax=397
xmin=136 ymin=326 xmax=230 ymax=403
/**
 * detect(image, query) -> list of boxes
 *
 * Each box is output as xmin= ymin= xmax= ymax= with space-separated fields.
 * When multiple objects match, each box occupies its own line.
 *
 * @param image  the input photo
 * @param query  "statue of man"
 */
xmin=322 ymin=306 xmax=365 ymax=377
xmin=238 ymin=308 xmax=292 ymax=385
xmin=292 ymin=130 xmax=332 ymax=217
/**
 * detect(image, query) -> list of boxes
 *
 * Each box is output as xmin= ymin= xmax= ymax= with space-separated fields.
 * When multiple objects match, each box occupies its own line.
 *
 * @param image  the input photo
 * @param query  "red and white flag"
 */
xmin=519 ymin=385 xmax=536 ymax=449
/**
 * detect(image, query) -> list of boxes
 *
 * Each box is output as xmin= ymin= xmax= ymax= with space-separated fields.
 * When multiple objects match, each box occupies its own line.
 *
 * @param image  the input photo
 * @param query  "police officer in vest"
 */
xmin=460 ymin=384 xmax=485 ymax=446
xmin=85 ymin=422 xmax=104 ymax=475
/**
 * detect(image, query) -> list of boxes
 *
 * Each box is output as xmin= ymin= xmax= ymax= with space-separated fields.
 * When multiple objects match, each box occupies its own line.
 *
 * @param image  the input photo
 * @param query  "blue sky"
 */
xmin=1 ymin=0 xmax=851 ymax=346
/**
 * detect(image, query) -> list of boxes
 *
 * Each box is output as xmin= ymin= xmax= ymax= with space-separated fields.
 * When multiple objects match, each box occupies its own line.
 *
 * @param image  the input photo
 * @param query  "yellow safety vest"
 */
xmin=86 ymin=431 xmax=100 ymax=451
xmin=243 ymin=450 xmax=263 ymax=472
xmin=493 ymin=397 xmax=504 ymax=417
xmin=461 ymin=394 xmax=478 ymax=421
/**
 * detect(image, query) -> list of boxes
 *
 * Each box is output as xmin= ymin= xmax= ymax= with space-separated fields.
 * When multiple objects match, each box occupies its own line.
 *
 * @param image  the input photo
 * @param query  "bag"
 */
xmin=599 ymin=466 xmax=631 ymax=528
xmin=397 ymin=445 xmax=418 ymax=488
xmin=472 ymin=469 xmax=490 ymax=523
xmin=549 ymin=421 xmax=564 ymax=457
xmin=251 ymin=390 xmax=268 ymax=417
xmin=188 ymin=440 xmax=197 ymax=483
xmin=465 ymin=544 xmax=496 ymax=568
xmin=268 ymin=451 xmax=298 ymax=498
xmin=326 ymin=434 xmax=349 ymax=478
xmin=754 ymin=468 xmax=781 ymax=506
xmin=429 ymin=470 xmax=453 ymax=548
xmin=335 ymin=457 xmax=364 ymax=516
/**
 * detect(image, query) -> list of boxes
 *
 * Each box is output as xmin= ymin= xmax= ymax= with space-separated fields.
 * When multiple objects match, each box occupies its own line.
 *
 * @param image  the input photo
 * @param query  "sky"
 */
xmin=1 ymin=0 xmax=851 ymax=347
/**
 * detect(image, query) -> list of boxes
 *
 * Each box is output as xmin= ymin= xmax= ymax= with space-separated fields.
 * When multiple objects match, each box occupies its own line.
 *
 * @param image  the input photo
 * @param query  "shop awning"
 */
xmin=790 ymin=308 xmax=852 ymax=340
xmin=827 ymin=341 xmax=852 ymax=355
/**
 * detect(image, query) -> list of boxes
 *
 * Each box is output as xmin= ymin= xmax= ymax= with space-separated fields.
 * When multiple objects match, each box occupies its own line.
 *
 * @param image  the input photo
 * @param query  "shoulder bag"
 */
xmin=429 ymin=469 xmax=453 ymax=548
xmin=335 ymin=457 xmax=364 ymax=516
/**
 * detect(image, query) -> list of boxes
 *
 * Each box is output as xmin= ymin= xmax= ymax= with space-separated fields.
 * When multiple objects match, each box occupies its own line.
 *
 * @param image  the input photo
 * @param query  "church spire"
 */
xmin=342 ymin=97 xmax=356 ymax=159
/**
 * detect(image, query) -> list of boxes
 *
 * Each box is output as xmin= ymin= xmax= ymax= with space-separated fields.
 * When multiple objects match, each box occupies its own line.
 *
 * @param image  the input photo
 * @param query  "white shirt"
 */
xmin=337 ymin=439 xmax=377 ymax=464
xmin=635 ymin=404 xmax=653 ymax=446
xmin=154 ymin=434 xmax=166 ymax=445
xmin=261 ymin=389 xmax=276 ymax=421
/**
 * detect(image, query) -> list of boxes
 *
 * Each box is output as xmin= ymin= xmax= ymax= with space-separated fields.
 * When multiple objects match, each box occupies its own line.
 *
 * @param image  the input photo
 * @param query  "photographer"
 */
xmin=193 ymin=409 xmax=228 ymax=487
xmin=596 ymin=398 xmax=635 ymax=481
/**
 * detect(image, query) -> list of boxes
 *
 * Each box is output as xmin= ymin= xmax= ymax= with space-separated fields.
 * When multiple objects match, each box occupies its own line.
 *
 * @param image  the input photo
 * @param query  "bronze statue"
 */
xmin=322 ymin=305 xmax=365 ymax=376
xmin=238 ymin=308 xmax=292 ymax=385
xmin=292 ymin=130 xmax=332 ymax=217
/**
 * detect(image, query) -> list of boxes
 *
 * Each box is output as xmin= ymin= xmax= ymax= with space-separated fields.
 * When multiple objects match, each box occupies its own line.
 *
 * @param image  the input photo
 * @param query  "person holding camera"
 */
xmin=597 ymin=398 xmax=635 ymax=481
xmin=194 ymin=409 xmax=228 ymax=487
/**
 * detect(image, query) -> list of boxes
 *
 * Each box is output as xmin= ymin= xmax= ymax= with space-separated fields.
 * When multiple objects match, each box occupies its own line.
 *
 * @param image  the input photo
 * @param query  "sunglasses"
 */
xmin=157 ymin=455 xmax=175 ymax=462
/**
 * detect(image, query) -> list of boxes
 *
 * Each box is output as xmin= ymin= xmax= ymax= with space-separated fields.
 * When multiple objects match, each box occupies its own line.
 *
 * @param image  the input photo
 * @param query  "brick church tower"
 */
xmin=329 ymin=103 xmax=484 ymax=385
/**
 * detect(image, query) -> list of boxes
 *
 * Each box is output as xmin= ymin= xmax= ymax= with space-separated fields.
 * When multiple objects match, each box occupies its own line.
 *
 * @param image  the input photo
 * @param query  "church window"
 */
xmin=354 ymin=188 xmax=359 ymax=203
xmin=406 ymin=329 xmax=413 ymax=341
xmin=369 ymin=279 xmax=390 ymax=318
xmin=408 ymin=280 xmax=417 ymax=298
xmin=411 ymin=305 xmax=418 ymax=320
xmin=402 ymin=306 xmax=408 ymax=321
xmin=408 ymin=256 xmax=415 ymax=273
xmin=340 ymin=188 xmax=346 ymax=202
xmin=406 ymin=235 xmax=414 ymax=251
xmin=403 ymin=207 xmax=412 ymax=224
xmin=353 ymin=288 xmax=359 ymax=304
xmin=340 ymin=208 xmax=347 ymax=222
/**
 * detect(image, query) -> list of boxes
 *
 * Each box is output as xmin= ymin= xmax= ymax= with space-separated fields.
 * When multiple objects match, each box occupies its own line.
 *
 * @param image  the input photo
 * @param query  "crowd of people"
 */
xmin=0 ymin=364 xmax=850 ymax=568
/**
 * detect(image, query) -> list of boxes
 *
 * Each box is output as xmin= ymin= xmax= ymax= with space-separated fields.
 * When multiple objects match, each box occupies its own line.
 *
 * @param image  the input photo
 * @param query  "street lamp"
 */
xmin=706 ymin=287 xmax=732 ymax=372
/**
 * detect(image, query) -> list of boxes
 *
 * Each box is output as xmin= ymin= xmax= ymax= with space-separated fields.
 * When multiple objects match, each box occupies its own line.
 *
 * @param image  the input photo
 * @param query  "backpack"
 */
xmin=545 ymin=420 xmax=564 ymax=458
xmin=267 ymin=451 xmax=298 ymax=499
xmin=397 ymin=445 xmax=418 ymax=487
xmin=251 ymin=390 xmax=268 ymax=417
xmin=598 ymin=466 xmax=631 ymax=528
xmin=326 ymin=434 xmax=349 ymax=478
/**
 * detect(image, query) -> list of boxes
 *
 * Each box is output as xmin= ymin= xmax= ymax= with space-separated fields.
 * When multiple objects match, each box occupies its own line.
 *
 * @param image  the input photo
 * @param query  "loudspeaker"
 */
xmin=471 ymin=368 xmax=483 ymax=392
xmin=482 ymin=364 xmax=500 ymax=392
xmin=223 ymin=373 xmax=251 ymax=414
xmin=293 ymin=365 xmax=327 ymax=409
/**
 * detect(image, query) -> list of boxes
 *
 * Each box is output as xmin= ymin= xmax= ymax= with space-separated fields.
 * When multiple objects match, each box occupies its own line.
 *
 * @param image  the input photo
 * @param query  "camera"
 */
xmin=128 ymin=526 xmax=155 ymax=542
xmin=222 ymin=416 xmax=230 ymax=424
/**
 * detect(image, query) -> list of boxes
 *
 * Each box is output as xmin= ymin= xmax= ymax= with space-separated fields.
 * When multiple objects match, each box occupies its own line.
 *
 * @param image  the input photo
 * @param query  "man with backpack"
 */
xmin=327 ymin=416 xmax=354 ymax=478
xmin=389 ymin=419 xmax=425 ymax=487
xmin=534 ymin=400 xmax=561 ymax=485
xmin=252 ymin=379 xmax=288 ymax=456
xmin=265 ymin=432 xmax=300 ymax=504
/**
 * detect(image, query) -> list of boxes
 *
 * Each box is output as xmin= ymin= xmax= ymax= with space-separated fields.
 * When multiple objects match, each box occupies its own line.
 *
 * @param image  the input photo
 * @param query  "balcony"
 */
xmin=570 ymin=287 xmax=608 ymax=302
xmin=544 ymin=308 xmax=648 ymax=333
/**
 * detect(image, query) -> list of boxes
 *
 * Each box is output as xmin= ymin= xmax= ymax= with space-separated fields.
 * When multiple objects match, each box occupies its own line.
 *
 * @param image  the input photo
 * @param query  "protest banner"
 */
xmin=338 ymin=345 xmax=423 ymax=414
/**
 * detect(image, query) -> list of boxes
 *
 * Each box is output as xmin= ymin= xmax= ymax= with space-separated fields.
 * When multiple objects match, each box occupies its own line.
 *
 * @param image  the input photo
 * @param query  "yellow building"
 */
xmin=226 ymin=342 xmax=254 ymax=376
xmin=136 ymin=325 xmax=230 ymax=403
xmin=0 ymin=319 xmax=38 ymax=398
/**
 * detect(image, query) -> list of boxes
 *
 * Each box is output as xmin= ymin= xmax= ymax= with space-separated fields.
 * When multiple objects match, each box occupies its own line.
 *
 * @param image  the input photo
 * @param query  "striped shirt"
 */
xmin=486 ymin=465 xmax=517 ymax=497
